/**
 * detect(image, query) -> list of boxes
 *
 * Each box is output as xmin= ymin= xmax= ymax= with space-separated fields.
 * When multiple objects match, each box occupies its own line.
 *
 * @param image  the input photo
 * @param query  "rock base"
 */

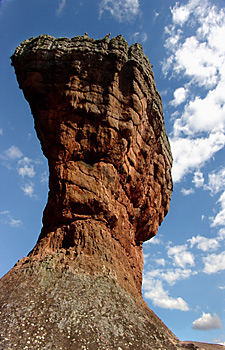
xmin=1 ymin=258 xmax=183 ymax=350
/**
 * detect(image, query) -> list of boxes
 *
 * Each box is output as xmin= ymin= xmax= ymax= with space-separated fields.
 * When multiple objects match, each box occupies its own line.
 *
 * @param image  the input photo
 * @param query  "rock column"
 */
xmin=11 ymin=34 xmax=173 ymax=297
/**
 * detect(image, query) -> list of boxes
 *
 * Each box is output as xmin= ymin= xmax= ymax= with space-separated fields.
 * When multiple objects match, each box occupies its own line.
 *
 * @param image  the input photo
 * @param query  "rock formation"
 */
xmin=10 ymin=33 xmax=173 ymax=298
xmin=0 ymin=34 xmax=202 ymax=349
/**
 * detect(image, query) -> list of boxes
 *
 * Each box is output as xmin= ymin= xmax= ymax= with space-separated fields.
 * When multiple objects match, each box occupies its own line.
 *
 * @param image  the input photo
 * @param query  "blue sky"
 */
xmin=0 ymin=0 xmax=225 ymax=345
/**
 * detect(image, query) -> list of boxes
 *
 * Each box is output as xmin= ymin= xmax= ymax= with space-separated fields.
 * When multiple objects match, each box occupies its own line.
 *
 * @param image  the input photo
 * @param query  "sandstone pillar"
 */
xmin=10 ymin=34 xmax=172 ymax=296
xmin=0 ymin=35 xmax=181 ymax=350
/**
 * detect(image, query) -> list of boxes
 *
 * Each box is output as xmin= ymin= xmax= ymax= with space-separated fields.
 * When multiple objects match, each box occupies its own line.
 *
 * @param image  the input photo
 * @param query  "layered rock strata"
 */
xmin=0 ymin=34 xmax=186 ymax=350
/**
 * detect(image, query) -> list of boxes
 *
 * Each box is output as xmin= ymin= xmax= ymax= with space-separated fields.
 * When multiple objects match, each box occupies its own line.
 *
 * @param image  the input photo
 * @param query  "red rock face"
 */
xmin=11 ymin=34 xmax=173 ymax=296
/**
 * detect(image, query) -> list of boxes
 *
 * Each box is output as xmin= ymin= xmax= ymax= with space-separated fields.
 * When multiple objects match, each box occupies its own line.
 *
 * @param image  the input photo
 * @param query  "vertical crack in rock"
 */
xmin=0 ymin=35 xmax=190 ymax=350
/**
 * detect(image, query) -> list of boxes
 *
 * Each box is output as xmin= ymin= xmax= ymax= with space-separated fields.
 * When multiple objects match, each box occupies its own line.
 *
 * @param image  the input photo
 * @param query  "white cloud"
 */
xmin=131 ymin=31 xmax=148 ymax=43
xmin=21 ymin=182 xmax=34 ymax=197
xmin=218 ymin=228 xmax=225 ymax=240
xmin=17 ymin=157 xmax=35 ymax=178
xmin=188 ymin=235 xmax=220 ymax=252
xmin=192 ymin=312 xmax=223 ymax=330
xmin=0 ymin=128 xmax=3 ymax=135
xmin=161 ymin=268 xmax=193 ymax=286
xmin=165 ymin=1 xmax=225 ymax=182
xmin=0 ymin=210 xmax=22 ymax=228
xmin=143 ymin=266 xmax=194 ymax=286
xmin=172 ymin=36 xmax=219 ymax=88
xmin=143 ymin=276 xmax=189 ymax=311
xmin=4 ymin=145 xmax=22 ymax=160
xmin=141 ymin=32 xmax=147 ymax=43
xmin=170 ymin=132 xmax=225 ymax=183
xmin=192 ymin=171 xmax=204 ymax=188
xmin=211 ymin=191 xmax=225 ymax=227
xmin=207 ymin=167 xmax=225 ymax=194
xmin=41 ymin=170 xmax=48 ymax=184
xmin=171 ymin=87 xmax=189 ymax=107
xmin=153 ymin=11 xmax=159 ymax=22
xmin=99 ymin=0 xmax=140 ymax=22
xmin=181 ymin=188 xmax=194 ymax=196
xmin=0 ymin=147 xmax=38 ymax=197
xmin=9 ymin=218 xmax=23 ymax=228
xmin=56 ymin=0 xmax=66 ymax=16
xmin=171 ymin=2 xmax=190 ymax=25
xmin=197 ymin=169 xmax=225 ymax=227
xmin=167 ymin=244 xmax=195 ymax=268
xmin=145 ymin=235 xmax=162 ymax=245
xmin=173 ymin=83 xmax=225 ymax=136
xmin=211 ymin=209 xmax=225 ymax=228
xmin=0 ymin=210 xmax=9 ymax=215
xmin=143 ymin=253 xmax=149 ymax=260
xmin=164 ymin=26 xmax=183 ymax=56
xmin=170 ymin=0 xmax=206 ymax=27
xmin=168 ymin=0 xmax=225 ymax=86
xmin=203 ymin=251 xmax=225 ymax=274
xmin=155 ymin=258 xmax=166 ymax=267
xmin=132 ymin=31 xmax=140 ymax=40
xmin=0 ymin=146 xmax=23 ymax=170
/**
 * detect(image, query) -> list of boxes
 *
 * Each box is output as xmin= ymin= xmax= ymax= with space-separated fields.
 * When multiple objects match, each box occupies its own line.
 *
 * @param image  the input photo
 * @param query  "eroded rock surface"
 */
xmin=10 ymin=34 xmax=173 ymax=296
xmin=0 ymin=34 xmax=181 ymax=350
